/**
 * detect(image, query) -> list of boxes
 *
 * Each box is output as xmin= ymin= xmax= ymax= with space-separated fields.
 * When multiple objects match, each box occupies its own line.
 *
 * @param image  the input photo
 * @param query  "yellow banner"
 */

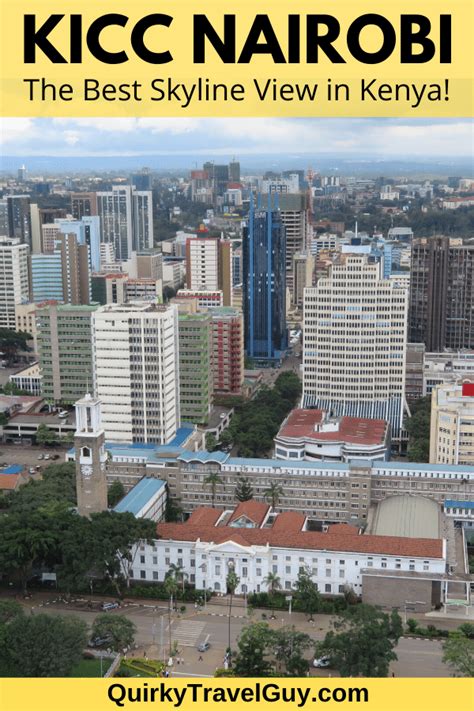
xmin=0 ymin=0 xmax=472 ymax=117
xmin=0 ymin=678 xmax=473 ymax=711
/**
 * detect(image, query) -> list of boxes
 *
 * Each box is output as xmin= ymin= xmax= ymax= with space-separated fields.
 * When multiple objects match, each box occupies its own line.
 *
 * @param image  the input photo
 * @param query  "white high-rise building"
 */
xmin=0 ymin=237 xmax=29 ymax=330
xmin=302 ymin=254 xmax=408 ymax=436
xmin=97 ymin=186 xmax=153 ymax=262
xmin=92 ymin=302 xmax=180 ymax=445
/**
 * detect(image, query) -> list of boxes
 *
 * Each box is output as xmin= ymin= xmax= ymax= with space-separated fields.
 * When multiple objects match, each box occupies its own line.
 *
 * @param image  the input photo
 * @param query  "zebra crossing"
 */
xmin=168 ymin=620 xmax=207 ymax=647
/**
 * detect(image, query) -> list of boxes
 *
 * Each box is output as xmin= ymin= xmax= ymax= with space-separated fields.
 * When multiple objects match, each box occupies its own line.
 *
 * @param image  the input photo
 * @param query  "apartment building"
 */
xmin=0 ymin=237 xmax=29 ymax=330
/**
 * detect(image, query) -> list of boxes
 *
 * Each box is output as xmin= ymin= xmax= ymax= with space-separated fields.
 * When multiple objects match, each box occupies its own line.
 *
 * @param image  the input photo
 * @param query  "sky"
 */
xmin=1 ymin=117 xmax=473 ymax=159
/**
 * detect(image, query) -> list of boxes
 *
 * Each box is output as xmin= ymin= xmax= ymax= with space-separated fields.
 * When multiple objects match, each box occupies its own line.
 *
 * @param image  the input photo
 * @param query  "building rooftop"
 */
xmin=156 ymin=505 xmax=444 ymax=559
xmin=1 ymin=465 xmax=23 ymax=475
xmin=276 ymin=409 xmax=388 ymax=446
xmin=0 ymin=474 xmax=21 ymax=491
xmin=370 ymin=495 xmax=440 ymax=539
xmin=228 ymin=501 xmax=270 ymax=527
xmin=445 ymin=500 xmax=474 ymax=510
xmin=114 ymin=477 xmax=166 ymax=516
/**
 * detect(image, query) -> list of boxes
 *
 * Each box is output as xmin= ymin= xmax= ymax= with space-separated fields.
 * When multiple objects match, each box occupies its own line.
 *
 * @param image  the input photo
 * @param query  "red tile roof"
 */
xmin=228 ymin=500 xmax=270 ymax=527
xmin=277 ymin=409 xmax=388 ymax=446
xmin=327 ymin=523 xmax=359 ymax=536
xmin=0 ymin=474 xmax=20 ymax=491
xmin=156 ymin=508 xmax=443 ymax=559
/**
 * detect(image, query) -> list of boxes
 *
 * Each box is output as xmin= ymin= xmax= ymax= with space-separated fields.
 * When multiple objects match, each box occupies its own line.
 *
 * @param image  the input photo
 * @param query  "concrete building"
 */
xmin=430 ymin=383 xmax=474 ymax=467
xmin=15 ymin=303 xmax=38 ymax=352
xmin=91 ymin=273 xmax=162 ymax=305
xmin=274 ymin=409 xmax=390 ymax=462
xmin=9 ymin=363 xmax=42 ymax=396
xmin=36 ymin=303 xmax=98 ymax=405
xmin=71 ymin=192 xmax=98 ymax=220
xmin=124 ymin=251 xmax=163 ymax=281
xmin=243 ymin=196 xmax=287 ymax=363
xmin=209 ymin=307 xmax=244 ymax=396
xmin=92 ymin=303 xmax=180 ymax=445
xmin=409 ymin=237 xmax=474 ymax=351
xmin=30 ymin=234 xmax=91 ymax=305
xmin=185 ymin=236 xmax=232 ymax=306
xmin=7 ymin=195 xmax=32 ymax=247
xmin=55 ymin=216 xmax=102 ymax=273
xmin=175 ymin=290 xmax=223 ymax=308
xmin=423 ymin=351 xmax=474 ymax=396
xmin=292 ymin=252 xmax=314 ymax=308
xmin=163 ymin=261 xmax=185 ymax=291
xmin=279 ymin=193 xmax=307 ymax=290
xmin=97 ymin=186 xmax=153 ymax=262
xmin=41 ymin=223 xmax=61 ymax=253
xmin=303 ymin=254 xmax=408 ymax=437
xmin=0 ymin=237 xmax=29 ymax=330
xmin=131 ymin=501 xmax=445 ymax=609
xmin=178 ymin=312 xmax=213 ymax=424
xmin=405 ymin=343 xmax=426 ymax=403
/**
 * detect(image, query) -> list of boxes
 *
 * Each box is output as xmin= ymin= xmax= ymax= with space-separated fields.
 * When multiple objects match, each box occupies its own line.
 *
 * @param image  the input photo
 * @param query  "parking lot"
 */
xmin=0 ymin=443 xmax=68 ymax=471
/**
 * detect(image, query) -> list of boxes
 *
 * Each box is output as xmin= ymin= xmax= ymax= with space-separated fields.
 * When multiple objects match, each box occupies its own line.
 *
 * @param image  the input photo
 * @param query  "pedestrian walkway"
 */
xmin=168 ymin=620 xmax=207 ymax=647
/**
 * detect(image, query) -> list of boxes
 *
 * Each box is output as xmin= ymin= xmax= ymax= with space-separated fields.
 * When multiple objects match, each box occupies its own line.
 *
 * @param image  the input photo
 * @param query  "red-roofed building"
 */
xmin=274 ymin=408 xmax=390 ymax=462
xmin=131 ymin=502 xmax=446 ymax=610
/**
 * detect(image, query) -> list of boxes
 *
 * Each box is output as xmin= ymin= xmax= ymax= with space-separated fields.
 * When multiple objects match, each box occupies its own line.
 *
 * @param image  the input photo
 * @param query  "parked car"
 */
xmin=197 ymin=641 xmax=211 ymax=652
xmin=88 ymin=635 xmax=113 ymax=648
xmin=44 ymin=454 xmax=50 ymax=460
xmin=37 ymin=454 xmax=43 ymax=460
xmin=313 ymin=656 xmax=331 ymax=668
xmin=101 ymin=602 xmax=119 ymax=611
xmin=58 ymin=410 xmax=69 ymax=419
xmin=28 ymin=467 xmax=35 ymax=474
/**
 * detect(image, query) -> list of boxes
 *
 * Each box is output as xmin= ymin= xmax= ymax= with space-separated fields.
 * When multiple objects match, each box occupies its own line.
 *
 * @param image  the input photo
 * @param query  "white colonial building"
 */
xmin=131 ymin=501 xmax=447 ymax=610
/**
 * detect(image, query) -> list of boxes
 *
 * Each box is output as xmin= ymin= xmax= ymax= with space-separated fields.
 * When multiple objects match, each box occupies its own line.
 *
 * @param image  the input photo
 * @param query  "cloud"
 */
xmin=0 ymin=117 xmax=472 ymax=159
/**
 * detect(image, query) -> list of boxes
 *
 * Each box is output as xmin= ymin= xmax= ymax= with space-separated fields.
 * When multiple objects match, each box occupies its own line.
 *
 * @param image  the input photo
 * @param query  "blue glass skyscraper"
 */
xmin=243 ymin=194 xmax=287 ymax=363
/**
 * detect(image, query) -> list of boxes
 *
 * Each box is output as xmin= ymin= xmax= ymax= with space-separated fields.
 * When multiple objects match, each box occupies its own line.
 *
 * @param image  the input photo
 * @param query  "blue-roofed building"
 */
xmin=444 ymin=500 xmax=474 ymax=527
xmin=1 ymin=465 xmax=24 ymax=475
xmin=114 ymin=477 xmax=167 ymax=522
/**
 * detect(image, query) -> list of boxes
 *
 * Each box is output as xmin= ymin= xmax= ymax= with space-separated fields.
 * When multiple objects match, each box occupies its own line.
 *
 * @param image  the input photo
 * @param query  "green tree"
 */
xmin=0 ymin=600 xmax=24 ymax=624
xmin=264 ymin=482 xmax=284 ymax=511
xmin=226 ymin=568 xmax=240 ymax=666
xmin=205 ymin=433 xmax=217 ymax=452
xmin=294 ymin=567 xmax=321 ymax=620
xmin=442 ymin=630 xmax=474 ymax=677
xmin=0 ymin=328 xmax=32 ymax=365
xmin=107 ymin=481 xmax=126 ymax=508
xmin=220 ymin=430 xmax=233 ymax=448
xmin=233 ymin=622 xmax=274 ymax=677
xmin=36 ymin=424 xmax=57 ymax=446
xmin=234 ymin=477 xmax=253 ymax=502
xmin=405 ymin=396 xmax=431 ymax=463
xmin=204 ymin=471 xmax=223 ymax=508
xmin=8 ymin=462 xmax=77 ymax=514
xmin=165 ymin=496 xmax=183 ymax=522
xmin=0 ymin=613 xmax=87 ymax=677
xmin=317 ymin=604 xmax=402 ymax=677
xmin=167 ymin=562 xmax=187 ymax=596
xmin=273 ymin=372 xmax=301 ymax=404
xmin=263 ymin=572 xmax=281 ymax=596
xmin=273 ymin=626 xmax=312 ymax=676
xmin=91 ymin=614 xmax=136 ymax=653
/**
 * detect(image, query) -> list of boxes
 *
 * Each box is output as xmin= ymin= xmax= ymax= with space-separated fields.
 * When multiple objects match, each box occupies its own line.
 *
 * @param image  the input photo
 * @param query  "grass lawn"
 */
xmin=69 ymin=657 xmax=113 ymax=677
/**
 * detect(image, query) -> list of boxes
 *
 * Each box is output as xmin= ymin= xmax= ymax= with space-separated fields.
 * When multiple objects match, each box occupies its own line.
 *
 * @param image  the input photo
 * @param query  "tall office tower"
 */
xmin=37 ymin=303 xmax=98 ymax=404
xmin=7 ymin=195 xmax=32 ymax=247
xmin=97 ymin=186 xmax=153 ymax=261
xmin=409 ymin=237 xmax=474 ymax=350
xmin=74 ymin=393 xmax=108 ymax=516
xmin=131 ymin=191 xmax=154 ymax=252
xmin=232 ymin=245 xmax=242 ymax=287
xmin=92 ymin=303 xmax=180 ymax=444
xmin=17 ymin=165 xmax=27 ymax=182
xmin=124 ymin=251 xmax=163 ymax=280
xmin=131 ymin=168 xmax=152 ymax=191
xmin=292 ymin=251 xmax=315 ymax=308
xmin=30 ymin=234 xmax=91 ymax=305
xmin=430 ymin=383 xmax=474 ymax=466
xmin=185 ymin=236 xmax=233 ymax=306
xmin=29 ymin=204 xmax=42 ymax=254
xmin=209 ymin=307 xmax=244 ymax=396
xmin=190 ymin=170 xmax=213 ymax=203
xmin=278 ymin=193 xmax=307 ymax=291
xmin=0 ymin=237 xmax=30 ymax=330
xmin=178 ymin=312 xmax=213 ymax=424
xmin=71 ymin=192 xmax=98 ymax=220
xmin=203 ymin=162 xmax=230 ymax=198
xmin=303 ymin=253 xmax=409 ymax=437
xmin=229 ymin=160 xmax=240 ymax=183
xmin=0 ymin=200 xmax=9 ymax=235
xmin=55 ymin=216 xmax=102 ymax=272
xmin=242 ymin=195 xmax=287 ymax=363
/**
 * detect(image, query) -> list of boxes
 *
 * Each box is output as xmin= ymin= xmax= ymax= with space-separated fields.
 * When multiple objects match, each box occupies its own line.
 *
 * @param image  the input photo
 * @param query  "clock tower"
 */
xmin=74 ymin=393 xmax=108 ymax=517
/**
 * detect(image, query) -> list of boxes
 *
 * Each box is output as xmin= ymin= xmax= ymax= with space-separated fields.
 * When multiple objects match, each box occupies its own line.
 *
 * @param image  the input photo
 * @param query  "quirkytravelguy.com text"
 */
xmin=107 ymin=682 xmax=369 ymax=708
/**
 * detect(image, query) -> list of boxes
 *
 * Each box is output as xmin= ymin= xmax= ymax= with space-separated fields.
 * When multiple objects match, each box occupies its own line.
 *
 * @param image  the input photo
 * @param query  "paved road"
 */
xmin=26 ymin=598 xmax=452 ymax=678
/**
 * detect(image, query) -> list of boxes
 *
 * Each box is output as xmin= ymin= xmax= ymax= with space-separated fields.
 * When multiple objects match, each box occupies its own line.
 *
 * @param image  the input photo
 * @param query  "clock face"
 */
xmin=81 ymin=464 xmax=93 ymax=478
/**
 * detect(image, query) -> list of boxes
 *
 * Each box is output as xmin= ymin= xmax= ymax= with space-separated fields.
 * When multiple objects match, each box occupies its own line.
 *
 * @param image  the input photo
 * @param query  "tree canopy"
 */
xmin=406 ymin=396 xmax=431 ymax=463
xmin=317 ymin=604 xmax=402 ymax=677
xmin=91 ymin=614 xmax=136 ymax=653
xmin=442 ymin=630 xmax=474 ymax=677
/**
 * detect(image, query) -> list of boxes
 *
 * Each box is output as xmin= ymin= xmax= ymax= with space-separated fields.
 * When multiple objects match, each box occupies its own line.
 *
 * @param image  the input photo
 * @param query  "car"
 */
xmin=313 ymin=656 xmax=331 ymax=668
xmin=28 ymin=467 xmax=35 ymax=474
xmin=44 ymin=454 xmax=50 ymax=460
xmin=58 ymin=410 xmax=69 ymax=419
xmin=88 ymin=635 xmax=113 ymax=648
xmin=197 ymin=642 xmax=211 ymax=652
xmin=37 ymin=454 xmax=43 ymax=460
xmin=101 ymin=601 xmax=119 ymax=611
xmin=52 ymin=454 xmax=60 ymax=460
